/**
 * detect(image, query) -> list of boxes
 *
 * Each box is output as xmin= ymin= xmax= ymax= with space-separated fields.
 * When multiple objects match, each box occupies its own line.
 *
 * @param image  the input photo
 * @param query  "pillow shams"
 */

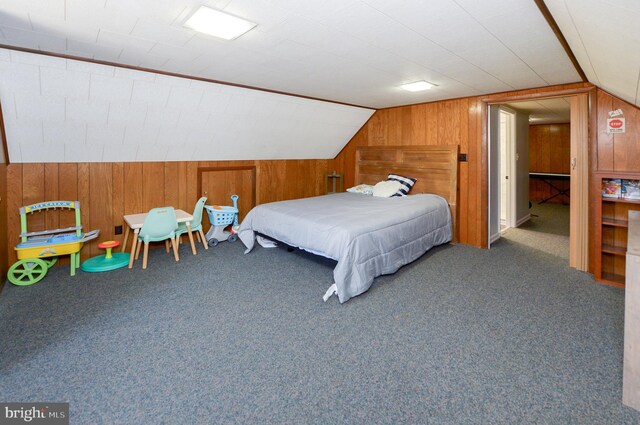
xmin=346 ymin=184 xmax=374 ymax=195
xmin=387 ymin=174 xmax=417 ymax=196
xmin=372 ymin=180 xmax=402 ymax=197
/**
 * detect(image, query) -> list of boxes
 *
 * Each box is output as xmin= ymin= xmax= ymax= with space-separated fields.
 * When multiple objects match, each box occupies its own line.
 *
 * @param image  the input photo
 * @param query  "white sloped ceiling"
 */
xmin=0 ymin=1 xmax=593 ymax=163
xmin=0 ymin=0 xmax=580 ymax=108
xmin=0 ymin=48 xmax=374 ymax=163
xmin=544 ymin=0 xmax=640 ymax=107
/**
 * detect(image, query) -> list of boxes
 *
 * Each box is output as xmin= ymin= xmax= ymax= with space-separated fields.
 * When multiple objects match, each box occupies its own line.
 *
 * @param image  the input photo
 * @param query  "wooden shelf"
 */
xmin=602 ymin=244 xmax=626 ymax=256
xmin=595 ymin=176 xmax=640 ymax=288
xmin=602 ymin=218 xmax=628 ymax=227
xmin=602 ymin=197 xmax=640 ymax=205
xmin=599 ymin=272 xmax=625 ymax=287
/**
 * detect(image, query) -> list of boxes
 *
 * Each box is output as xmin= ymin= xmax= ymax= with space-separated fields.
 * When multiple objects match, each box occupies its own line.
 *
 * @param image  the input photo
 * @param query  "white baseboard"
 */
xmin=515 ymin=214 xmax=531 ymax=227
xmin=490 ymin=232 xmax=501 ymax=243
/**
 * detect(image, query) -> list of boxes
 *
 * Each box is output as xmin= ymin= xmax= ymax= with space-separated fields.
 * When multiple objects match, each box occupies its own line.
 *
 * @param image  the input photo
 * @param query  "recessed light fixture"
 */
xmin=400 ymin=81 xmax=435 ymax=92
xmin=184 ymin=6 xmax=257 ymax=40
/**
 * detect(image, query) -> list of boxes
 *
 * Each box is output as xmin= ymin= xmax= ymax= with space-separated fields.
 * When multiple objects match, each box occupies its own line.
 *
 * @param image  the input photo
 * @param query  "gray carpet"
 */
xmin=0 ymin=234 xmax=638 ymax=424
xmin=502 ymin=203 xmax=570 ymax=260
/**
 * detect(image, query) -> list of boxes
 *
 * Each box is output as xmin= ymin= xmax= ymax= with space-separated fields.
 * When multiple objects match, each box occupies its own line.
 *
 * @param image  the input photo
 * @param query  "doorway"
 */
xmin=488 ymin=105 xmax=529 ymax=245
xmin=487 ymin=94 xmax=590 ymax=271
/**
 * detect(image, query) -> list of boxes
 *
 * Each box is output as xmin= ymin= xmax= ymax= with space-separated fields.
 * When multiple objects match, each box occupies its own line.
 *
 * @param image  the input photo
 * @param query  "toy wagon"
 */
xmin=204 ymin=195 xmax=239 ymax=247
xmin=8 ymin=201 xmax=100 ymax=286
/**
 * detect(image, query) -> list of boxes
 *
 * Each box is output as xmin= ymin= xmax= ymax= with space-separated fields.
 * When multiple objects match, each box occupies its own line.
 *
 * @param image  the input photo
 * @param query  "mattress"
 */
xmin=238 ymin=192 xmax=452 ymax=303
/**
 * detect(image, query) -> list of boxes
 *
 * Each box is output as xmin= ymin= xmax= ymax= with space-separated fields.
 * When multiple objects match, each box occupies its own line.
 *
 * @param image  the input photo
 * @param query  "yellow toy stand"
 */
xmin=9 ymin=201 xmax=99 ymax=286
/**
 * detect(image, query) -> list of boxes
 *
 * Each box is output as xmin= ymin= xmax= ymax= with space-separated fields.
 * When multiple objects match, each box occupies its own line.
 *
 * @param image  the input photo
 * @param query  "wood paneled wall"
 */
xmin=333 ymin=83 xmax=593 ymax=247
xmin=529 ymin=123 xmax=571 ymax=203
xmin=1 ymin=81 xmax=600 ymax=277
xmin=332 ymin=97 xmax=484 ymax=246
xmin=591 ymin=89 xmax=640 ymax=276
xmin=0 ymin=160 xmax=6 ymax=285
xmin=0 ymin=102 xmax=8 ymax=289
xmin=5 ymin=159 xmax=329 ymax=266
xmin=593 ymin=89 xmax=640 ymax=172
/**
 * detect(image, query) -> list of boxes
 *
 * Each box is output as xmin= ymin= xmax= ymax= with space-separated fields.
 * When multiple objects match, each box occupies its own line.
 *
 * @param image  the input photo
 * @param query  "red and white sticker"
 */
xmin=607 ymin=117 xmax=625 ymax=133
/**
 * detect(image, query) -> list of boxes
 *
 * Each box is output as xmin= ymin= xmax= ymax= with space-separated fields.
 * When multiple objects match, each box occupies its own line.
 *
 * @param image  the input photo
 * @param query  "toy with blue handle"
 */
xmin=204 ymin=194 xmax=239 ymax=247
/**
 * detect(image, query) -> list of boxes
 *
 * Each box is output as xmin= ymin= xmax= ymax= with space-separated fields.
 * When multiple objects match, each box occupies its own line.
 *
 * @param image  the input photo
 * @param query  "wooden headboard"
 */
xmin=355 ymin=145 xmax=459 ymax=242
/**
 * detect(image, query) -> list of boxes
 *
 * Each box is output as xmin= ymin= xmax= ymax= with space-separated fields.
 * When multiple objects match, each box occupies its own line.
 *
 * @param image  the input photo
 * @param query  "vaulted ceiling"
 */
xmin=544 ymin=0 xmax=640 ymax=108
xmin=0 ymin=0 xmax=582 ymax=109
xmin=0 ymin=1 xmax=638 ymax=163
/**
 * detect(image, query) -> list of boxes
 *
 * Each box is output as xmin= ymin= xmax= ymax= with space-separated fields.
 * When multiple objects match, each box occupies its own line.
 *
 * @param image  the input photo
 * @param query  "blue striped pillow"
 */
xmin=387 ymin=174 xmax=417 ymax=197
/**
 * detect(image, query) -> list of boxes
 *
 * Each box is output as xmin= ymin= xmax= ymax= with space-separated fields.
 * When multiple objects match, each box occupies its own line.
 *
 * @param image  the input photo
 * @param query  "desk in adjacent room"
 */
xmin=529 ymin=172 xmax=570 ymax=204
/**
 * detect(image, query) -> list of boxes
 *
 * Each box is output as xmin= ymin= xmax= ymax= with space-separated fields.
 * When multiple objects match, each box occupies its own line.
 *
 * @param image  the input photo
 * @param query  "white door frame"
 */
xmin=489 ymin=106 xmax=517 ymax=247
xmin=500 ymin=107 xmax=517 ymax=230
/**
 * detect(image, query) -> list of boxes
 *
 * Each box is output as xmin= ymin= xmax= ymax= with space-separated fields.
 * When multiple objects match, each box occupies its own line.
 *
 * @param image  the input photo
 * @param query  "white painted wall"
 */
xmin=0 ymin=48 xmax=374 ymax=163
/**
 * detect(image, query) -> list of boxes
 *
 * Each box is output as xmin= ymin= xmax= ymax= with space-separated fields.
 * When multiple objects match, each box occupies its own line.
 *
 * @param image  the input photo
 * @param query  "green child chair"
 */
xmin=134 ymin=207 xmax=179 ymax=269
xmin=176 ymin=197 xmax=208 ymax=253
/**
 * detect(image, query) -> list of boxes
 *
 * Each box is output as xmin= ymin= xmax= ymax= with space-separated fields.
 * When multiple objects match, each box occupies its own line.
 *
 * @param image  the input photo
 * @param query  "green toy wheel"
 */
xmin=8 ymin=258 xmax=48 ymax=286
xmin=43 ymin=257 xmax=58 ymax=268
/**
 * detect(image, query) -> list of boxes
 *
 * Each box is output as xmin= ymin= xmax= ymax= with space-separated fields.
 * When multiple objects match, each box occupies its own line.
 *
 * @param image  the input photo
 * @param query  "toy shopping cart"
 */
xmin=204 ymin=195 xmax=239 ymax=247
xmin=9 ymin=200 xmax=100 ymax=286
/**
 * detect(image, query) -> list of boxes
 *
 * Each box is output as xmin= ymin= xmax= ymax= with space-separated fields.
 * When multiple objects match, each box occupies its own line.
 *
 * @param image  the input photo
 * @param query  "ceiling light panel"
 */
xmin=400 ymin=81 xmax=435 ymax=92
xmin=184 ymin=6 xmax=257 ymax=40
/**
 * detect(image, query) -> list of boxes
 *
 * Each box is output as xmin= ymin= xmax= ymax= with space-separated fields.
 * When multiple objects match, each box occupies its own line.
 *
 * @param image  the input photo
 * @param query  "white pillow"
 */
xmin=372 ymin=180 xmax=402 ymax=197
xmin=346 ymin=184 xmax=374 ymax=195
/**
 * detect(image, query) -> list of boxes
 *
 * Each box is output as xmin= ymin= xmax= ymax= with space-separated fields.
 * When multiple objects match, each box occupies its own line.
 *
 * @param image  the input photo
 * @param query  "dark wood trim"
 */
xmin=196 ymin=165 xmax=257 ymax=210
xmin=0 ymin=100 xmax=9 ymax=164
xmin=533 ymin=0 xmax=588 ymax=82
xmin=482 ymin=85 xmax=595 ymax=103
xmin=0 ymin=44 xmax=374 ymax=111
xmin=528 ymin=121 xmax=570 ymax=126
xmin=377 ymin=82 xmax=592 ymax=111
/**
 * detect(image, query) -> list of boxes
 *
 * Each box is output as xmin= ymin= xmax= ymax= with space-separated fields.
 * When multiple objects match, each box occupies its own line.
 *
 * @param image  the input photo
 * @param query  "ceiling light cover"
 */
xmin=400 ymin=81 xmax=435 ymax=92
xmin=185 ymin=6 xmax=257 ymax=40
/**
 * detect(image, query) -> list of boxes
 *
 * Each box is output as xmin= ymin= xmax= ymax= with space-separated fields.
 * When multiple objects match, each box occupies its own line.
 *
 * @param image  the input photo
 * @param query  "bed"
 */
xmin=238 ymin=145 xmax=459 ymax=303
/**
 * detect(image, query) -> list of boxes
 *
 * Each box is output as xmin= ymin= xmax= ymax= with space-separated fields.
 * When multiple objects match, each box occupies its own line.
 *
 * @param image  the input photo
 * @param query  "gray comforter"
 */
xmin=238 ymin=192 xmax=452 ymax=303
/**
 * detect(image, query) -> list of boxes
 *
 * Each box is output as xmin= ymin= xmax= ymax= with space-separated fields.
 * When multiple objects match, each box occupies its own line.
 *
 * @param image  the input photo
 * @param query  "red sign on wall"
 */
xmin=607 ymin=117 xmax=626 ymax=134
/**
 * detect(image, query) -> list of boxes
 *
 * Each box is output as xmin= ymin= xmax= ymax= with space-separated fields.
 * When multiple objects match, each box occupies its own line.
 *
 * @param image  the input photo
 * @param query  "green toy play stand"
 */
xmin=9 ymin=200 xmax=99 ymax=286
xmin=81 ymin=240 xmax=130 ymax=272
